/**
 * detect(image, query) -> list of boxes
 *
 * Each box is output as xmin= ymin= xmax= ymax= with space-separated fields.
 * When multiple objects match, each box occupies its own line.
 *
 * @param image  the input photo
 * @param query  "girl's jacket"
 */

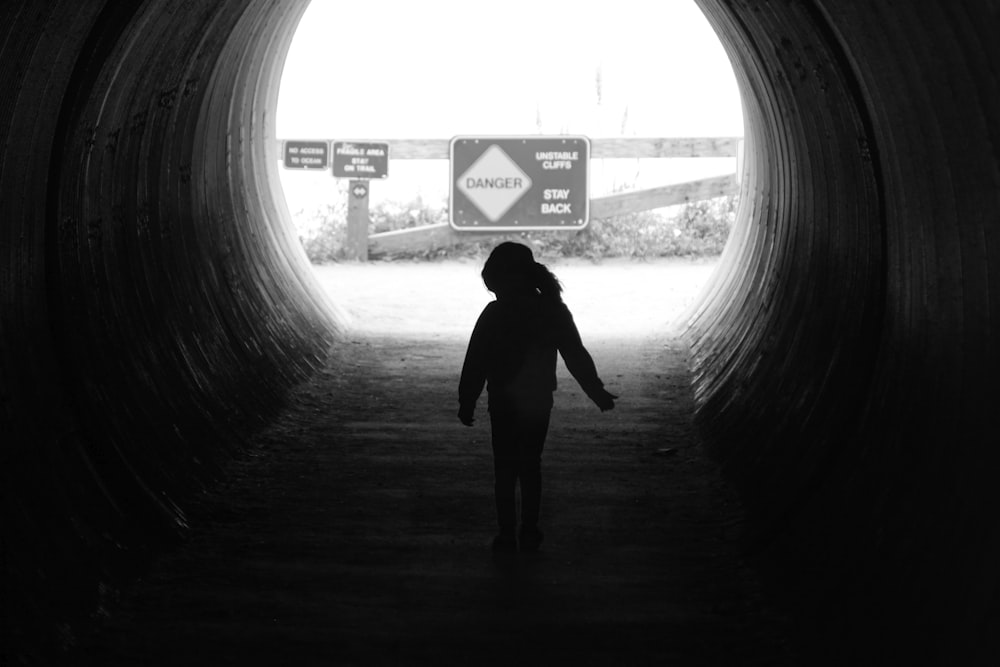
xmin=459 ymin=293 xmax=606 ymax=415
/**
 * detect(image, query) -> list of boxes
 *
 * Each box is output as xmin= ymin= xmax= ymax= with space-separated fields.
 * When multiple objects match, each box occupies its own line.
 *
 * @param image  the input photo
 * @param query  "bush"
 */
xmin=369 ymin=195 xmax=447 ymax=234
xmin=296 ymin=203 xmax=347 ymax=263
xmin=669 ymin=195 xmax=738 ymax=256
xmin=292 ymin=192 xmax=738 ymax=263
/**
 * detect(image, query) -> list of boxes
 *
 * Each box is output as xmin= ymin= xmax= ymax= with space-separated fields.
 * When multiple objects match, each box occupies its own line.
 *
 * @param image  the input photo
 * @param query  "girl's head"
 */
xmin=481 ymin=242 xmax=562 ymax=302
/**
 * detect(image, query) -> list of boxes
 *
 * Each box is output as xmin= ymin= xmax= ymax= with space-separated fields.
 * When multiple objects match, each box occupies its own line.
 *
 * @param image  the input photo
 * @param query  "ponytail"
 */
xmin=533 ymin=261 xmax=563 ymax=303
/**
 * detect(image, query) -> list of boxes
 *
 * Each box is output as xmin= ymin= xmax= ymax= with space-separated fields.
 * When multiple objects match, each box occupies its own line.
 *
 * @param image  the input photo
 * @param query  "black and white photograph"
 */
xmin=2 ymin=1 xmax=998 ymax=665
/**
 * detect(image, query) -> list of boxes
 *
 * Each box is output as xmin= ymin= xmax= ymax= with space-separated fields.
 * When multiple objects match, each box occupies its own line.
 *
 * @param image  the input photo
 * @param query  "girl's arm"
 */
xmin=557 ymin=306 xmax=617 ymax=410
xmin=458 ymin=307 xmax=492 ymax=424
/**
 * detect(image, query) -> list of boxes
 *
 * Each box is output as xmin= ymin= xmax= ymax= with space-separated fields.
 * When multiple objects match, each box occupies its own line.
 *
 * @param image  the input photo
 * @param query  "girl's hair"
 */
xmin=482 ymin=242 xmax=563 ymax=302
xmin=532 ymin=261 xmax=563 ymax=302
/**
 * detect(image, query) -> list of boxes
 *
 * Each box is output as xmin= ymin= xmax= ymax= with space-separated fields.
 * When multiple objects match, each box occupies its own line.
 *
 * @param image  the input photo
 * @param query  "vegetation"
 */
xmin=292 ymin=192 xmax=738 ymax=264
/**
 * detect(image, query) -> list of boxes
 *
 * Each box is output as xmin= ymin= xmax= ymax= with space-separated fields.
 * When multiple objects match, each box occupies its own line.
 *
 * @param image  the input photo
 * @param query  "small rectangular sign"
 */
xmin=450 ymin=136 xmax=590 ymax=231
xmin=332 ymin=141 xmax=389 ymax=179
xmin=283 ymin=140 xmax=329 ymax=169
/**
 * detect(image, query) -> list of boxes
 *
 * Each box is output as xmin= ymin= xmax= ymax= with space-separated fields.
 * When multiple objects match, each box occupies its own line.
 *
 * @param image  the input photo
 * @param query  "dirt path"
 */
xmin=71 ymin=320 xmax=798 ymax=665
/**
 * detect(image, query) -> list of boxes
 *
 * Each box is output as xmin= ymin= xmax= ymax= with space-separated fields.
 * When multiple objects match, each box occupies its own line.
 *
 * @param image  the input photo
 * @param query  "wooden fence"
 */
xmin=279 ymin=137 xmax=742 ymax=258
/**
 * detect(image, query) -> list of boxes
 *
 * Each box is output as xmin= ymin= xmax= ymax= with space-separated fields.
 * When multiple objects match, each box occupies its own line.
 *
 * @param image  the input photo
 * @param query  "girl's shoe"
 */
xmin=492 ymin=534 xmax=517 ymax=553
xmin=519 ymin=527 xmax=544 ymax=553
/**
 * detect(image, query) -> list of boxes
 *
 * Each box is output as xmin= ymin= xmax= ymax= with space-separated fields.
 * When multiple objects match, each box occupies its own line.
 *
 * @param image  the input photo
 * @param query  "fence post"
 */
xmin=345 ymin=179 xmax=369 ymax=261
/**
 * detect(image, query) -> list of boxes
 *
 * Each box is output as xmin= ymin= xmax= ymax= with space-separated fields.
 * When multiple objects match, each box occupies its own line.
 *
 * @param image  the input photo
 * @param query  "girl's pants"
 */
xmin=489 ymin=407 xmax=551 ymax=534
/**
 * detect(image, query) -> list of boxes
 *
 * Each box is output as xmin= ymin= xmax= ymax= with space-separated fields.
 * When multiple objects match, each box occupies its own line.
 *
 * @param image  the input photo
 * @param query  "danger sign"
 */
xmin=450 ymin=136 xmax=589 ymax=231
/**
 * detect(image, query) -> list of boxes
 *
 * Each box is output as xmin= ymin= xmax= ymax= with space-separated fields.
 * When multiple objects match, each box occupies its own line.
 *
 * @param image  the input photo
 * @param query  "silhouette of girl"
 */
xmin=459 ymin=242 xmax=617 ymax=553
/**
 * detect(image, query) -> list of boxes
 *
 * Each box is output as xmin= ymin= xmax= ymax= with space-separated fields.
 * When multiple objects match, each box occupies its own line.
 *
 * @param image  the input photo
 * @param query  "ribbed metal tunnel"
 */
xmin=1 ymin=0 xmax=338 ymax=654
xmin=2 ymin=0 xmax=998 ymax=661
xmin=688 ymin=2 xmax=999 ymax=661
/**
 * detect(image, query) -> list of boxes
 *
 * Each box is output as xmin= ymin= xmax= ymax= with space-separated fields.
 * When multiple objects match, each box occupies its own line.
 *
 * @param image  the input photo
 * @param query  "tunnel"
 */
xmin=2 ymin=0 xmax=998 ymax=663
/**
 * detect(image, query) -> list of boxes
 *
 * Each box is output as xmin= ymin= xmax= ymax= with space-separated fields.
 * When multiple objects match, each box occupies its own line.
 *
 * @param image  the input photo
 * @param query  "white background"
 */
xmin=276 ymin=0 xmax=744 ymax=214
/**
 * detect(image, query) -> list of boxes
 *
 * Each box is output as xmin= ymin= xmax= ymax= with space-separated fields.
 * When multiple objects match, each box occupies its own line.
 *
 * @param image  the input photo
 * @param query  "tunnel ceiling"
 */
xmin=2 ymin=0 xmax=999 ymax=661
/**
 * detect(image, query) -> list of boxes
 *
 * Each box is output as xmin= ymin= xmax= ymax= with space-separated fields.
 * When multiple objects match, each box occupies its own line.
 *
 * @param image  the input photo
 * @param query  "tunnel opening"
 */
xmin=273 ymin=0 xmax=744 ymax=342
xmin=4 ymin=0 xmax=1000 ymax=663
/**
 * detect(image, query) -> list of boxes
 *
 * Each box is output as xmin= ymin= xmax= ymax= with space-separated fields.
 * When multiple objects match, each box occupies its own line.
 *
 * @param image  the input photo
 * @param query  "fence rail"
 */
xmin=589 ymin=174 xmax=738 ymax=219
xmin=369 ymin=173 xmax=740 ymax=256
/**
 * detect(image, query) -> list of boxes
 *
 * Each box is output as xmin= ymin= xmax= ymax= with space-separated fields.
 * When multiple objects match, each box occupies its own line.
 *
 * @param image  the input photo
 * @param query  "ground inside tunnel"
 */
xmin=64 ymin=260 xmax=803 ymax=665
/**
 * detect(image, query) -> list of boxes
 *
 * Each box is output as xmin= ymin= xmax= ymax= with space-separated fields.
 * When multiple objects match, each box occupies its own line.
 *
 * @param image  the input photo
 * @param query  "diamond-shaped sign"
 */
xmin=456 ymin=145 xmax=532 ymax=223
xmin=450 ymin=136 xmax=589 ymax=231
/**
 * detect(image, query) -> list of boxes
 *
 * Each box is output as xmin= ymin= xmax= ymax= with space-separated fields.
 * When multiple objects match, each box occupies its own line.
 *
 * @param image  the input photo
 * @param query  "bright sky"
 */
xmin=276 ymin=0 xmax=743 ymax=213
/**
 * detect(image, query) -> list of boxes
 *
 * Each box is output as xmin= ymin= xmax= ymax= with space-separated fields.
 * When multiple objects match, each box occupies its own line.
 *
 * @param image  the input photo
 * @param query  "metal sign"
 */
xmin=450 ymin=136 xmax=589 ymax=231
xmin=283 ymin=140 xmax=329 ymax=169
xmin=351 ymin=182 xmax=369 ymax=199
xmin=333 ymin=141 xmax=389 ymax=179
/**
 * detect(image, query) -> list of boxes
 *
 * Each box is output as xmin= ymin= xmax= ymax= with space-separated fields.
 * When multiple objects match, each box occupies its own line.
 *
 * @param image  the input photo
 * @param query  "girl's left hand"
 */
xmin=591 ymin=389 xmax=618 ymax=411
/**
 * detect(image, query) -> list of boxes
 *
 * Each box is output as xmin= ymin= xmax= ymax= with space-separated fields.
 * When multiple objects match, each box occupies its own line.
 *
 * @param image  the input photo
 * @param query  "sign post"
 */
xmin=332 ymin=141 xmax=389 ymax=260
xmin=450 ymin=136 xmax=590 ymax=231
xmin=345 ymin=180 xmax=370 ymax=261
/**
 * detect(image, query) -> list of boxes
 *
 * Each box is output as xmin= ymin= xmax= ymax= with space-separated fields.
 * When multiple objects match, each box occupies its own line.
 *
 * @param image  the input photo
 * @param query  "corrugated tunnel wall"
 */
xmin=1 ymin=0 xmax=998 ymax=662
